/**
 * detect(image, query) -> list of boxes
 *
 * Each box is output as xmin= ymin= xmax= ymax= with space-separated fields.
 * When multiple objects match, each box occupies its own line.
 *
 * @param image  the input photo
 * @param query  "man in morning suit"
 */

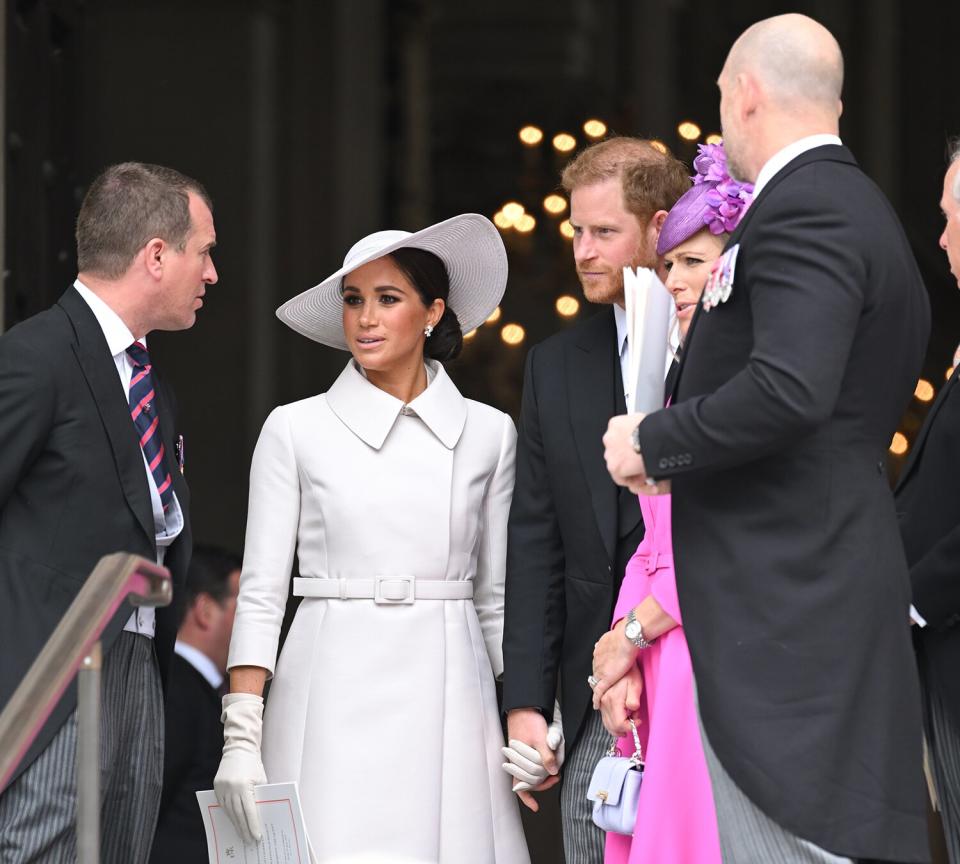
xmin=600 ymin=15 xmax=931 ymax=863
xmin=151 ymin=546 xmax=241 ymax=864
xmin=502 ymin=137 xmax=689 ymax=862
xmin=0 ymin=162 xmax=218 ymax=862
xmin=895 ymin=143 xmax=960 ymax=863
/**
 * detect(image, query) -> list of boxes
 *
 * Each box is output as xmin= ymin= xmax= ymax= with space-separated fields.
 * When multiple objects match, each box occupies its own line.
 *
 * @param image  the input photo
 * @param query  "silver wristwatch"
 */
xmin=631 ymin=423 xmax=642 ymax=455
xmin=624 ymin=608 xmax=653 ymax=648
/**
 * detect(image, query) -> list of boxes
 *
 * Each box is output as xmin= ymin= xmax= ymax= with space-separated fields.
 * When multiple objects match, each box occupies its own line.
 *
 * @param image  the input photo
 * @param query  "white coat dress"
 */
xmin=227 ymin=359 xmax=530 ymax=864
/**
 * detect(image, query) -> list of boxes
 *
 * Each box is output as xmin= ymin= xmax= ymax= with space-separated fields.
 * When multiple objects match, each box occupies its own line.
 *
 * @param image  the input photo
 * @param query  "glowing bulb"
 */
xmin=948 ymin=367 xmax=956 ymax=381
xmin=463 ymin=329 xmax=477 ymax=340
xmin=555 ymin=295 xmax=580 ymax=317
xmin=583 ymin=119 xmax=607 ymax=139
xmin=915 ymin=379 xmax=935 ymax=402
xmin=650 ymin=139 xmax=668 ymax=154
xmin=515 ymin=214 xmax=536 ymax=233
xmin=677 ymin=121 xmax=701 ymax=141
xmin=553 ymin=133 xmax=576 ymax=153
xmin=493 ymin=211 xmax=512 ymax=230
xmin=559 ymin=220 xmax=575 ymax=240
xmin=501 ymin=323 xmax=526 ymax=346
xmin=705 ymin=133 xmax=723 ymax=145
xmin=889 ymin=433 xmax=908 ymax=456
xmin=485 ymin=306 xmax=502 ymax=325
xmin=519 ymin=125 xmax=544 ymax=146
xmin=543 ymin=194 xmax=567 ymax=215
xmin=501 ymin=201 xmax=525 ymax=223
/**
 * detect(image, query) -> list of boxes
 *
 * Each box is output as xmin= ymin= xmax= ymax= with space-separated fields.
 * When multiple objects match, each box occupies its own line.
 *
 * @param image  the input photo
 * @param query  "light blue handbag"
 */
xmin=586 ymin=718 xmax=644 ymax=836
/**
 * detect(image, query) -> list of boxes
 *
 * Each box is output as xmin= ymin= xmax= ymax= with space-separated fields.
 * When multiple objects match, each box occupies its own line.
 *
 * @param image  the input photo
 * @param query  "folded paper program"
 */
xmin=622 ymin=266 xmax=673 ymax=414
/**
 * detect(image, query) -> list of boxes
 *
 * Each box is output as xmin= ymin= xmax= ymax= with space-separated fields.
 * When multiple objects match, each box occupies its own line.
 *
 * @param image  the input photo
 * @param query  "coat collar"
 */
xmin=325 ymin=358 xmax=467 ymax=451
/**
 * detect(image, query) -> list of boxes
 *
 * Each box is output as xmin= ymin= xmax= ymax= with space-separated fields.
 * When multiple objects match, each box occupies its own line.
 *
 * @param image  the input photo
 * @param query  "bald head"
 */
xmin=725 ymin=14 xmax=843 ymax=116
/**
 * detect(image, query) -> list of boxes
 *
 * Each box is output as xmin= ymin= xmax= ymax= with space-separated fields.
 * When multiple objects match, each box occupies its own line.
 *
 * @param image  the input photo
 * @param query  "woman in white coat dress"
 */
xmin=214 ymin=214 xmax=531 ymax=863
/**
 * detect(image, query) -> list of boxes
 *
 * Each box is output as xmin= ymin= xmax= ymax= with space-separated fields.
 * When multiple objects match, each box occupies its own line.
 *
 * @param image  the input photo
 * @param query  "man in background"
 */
xmin=896 ymin=141 xmax=960 ymax=862
xmin=151 ymin=545 xmax=241 ymax=863
xmin=502 ymin=137 xmax=688 ymax=861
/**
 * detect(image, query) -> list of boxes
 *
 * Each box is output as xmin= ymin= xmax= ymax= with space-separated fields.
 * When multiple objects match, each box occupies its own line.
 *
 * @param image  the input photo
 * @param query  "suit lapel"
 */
xmin=897 ymin=366 xmax=960 ymax=492
xmin=59 ymin=288 xmax=155 ymax=545
xmin=568 ymin=309 xmax=619 ymax=561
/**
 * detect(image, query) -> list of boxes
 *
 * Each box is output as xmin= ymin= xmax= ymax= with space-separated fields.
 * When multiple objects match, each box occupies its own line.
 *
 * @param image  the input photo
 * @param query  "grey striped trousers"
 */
xmin=560 ymin=709 xmax=609 ymax=864
xmin=924 ymin=680 xmax=960 ymax=863
xmin=696 ymin=709 xmax=853 ymax=864
xmin=0 ymin=632 xmax=164 ymax=863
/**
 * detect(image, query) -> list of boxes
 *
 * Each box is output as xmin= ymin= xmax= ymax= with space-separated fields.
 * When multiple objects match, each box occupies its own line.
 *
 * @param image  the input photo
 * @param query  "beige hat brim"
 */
xmin=276 ymin=213 xmax=507 ymax=350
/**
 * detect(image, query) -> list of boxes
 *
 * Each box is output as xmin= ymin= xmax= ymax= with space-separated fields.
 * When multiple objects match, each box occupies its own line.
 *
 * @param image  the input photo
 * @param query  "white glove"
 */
xmin=214 ymin=693 xmax=268 ymax=844
xmin=501 ymin=700 xmax=565 ymax=792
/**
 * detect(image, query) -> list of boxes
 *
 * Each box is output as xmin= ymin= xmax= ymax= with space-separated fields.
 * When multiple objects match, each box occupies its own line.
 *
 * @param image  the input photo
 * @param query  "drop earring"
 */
xmin=424 ymin=324 xmax=434 ymax=337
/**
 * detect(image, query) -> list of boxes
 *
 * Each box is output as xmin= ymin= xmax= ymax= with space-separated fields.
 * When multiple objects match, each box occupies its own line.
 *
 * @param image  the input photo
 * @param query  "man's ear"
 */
xmin=193 ymin=593 xmax=214 ymax=630
xmin=647 ymin=210 xmax=669 ymax=247
xmin=739 ymin=72 xmax=760 ymax=121
xmin=143 ymin=238 xmax=165 ymax=279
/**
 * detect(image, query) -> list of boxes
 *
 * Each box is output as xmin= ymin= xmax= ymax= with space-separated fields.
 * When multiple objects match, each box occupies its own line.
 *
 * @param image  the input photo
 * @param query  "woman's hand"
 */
xmin=592 ymin=595 xmax=679 ymax=709
xmin=598 ymin=665 xmax=644 ymax=737
xmin=591 ymin=620 xmax=639 ymax=709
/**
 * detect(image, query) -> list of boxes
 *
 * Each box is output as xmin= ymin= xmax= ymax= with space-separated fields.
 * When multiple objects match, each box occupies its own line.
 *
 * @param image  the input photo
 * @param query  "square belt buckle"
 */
xmin=374 ymin=574 xmax=415 ymax=604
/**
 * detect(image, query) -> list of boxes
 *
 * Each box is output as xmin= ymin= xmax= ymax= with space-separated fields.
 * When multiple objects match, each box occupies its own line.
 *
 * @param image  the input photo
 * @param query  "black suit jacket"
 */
xmin=637 ymin=146 xmax=931 ymax=861
xmin=896 ymin=365 xmax=960 ymax=724
xmin=502 ymin=307 xmax=644 ymax=748
xmin=0 ymin=286 xmax=191 ymax=783
xmin=150 ymin=653 xmax=222 ymax=864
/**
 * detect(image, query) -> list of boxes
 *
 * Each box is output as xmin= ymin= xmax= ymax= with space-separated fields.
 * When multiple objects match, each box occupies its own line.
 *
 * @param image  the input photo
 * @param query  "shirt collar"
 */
xmin=325 ymin=358 xmax=467 ymax=451
xmin=73 ymin=279 xmax=142 ymax=357
xmin=613 ymin=302 xmax=628 ymax=355
xmin=174 ymin=641 xmax=224 ymax=689
xmin=752 ymin=134 xmax=843 ymax=199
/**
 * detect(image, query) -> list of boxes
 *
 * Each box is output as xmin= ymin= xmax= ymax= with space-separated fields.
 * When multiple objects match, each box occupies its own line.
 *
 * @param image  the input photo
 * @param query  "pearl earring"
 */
xmin=424 ymin=324 xmax=434 ymax=337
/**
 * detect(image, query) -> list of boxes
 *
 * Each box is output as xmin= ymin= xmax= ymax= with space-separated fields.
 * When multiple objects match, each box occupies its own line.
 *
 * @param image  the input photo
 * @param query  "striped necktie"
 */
xmin=126 ymin=341 xmax=173 ymax=512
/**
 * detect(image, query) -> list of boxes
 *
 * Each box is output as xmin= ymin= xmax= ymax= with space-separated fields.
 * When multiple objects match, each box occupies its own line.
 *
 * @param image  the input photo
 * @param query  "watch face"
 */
xmin=625 ymin=620 xmax=641 ymax=640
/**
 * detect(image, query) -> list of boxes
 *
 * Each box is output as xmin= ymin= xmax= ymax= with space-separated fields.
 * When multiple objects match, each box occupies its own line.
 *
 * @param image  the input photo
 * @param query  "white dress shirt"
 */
xmin=74 ymin=280 xmax=184 ymax=637
xmin=752 ymin=133 xmax=843 ymax=199
xmin=174 ymin=640 xmax=224 ymax=690
xmin=613 ymin=303 xmax=631 ymax=406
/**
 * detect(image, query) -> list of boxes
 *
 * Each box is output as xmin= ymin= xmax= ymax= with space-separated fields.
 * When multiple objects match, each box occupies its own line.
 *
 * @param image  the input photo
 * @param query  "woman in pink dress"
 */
xmin=591 ymin=143 xmax=752 ymax=864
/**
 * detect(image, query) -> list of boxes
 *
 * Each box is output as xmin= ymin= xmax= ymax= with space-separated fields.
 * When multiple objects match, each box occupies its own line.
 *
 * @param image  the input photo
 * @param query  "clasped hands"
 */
xmin=591 ymin=619 xmax=644 ymax=737
xmin=502 ymin=703 xmax=564 ymax=812
xmin=603 ymin=413 xmax=671 ymax=496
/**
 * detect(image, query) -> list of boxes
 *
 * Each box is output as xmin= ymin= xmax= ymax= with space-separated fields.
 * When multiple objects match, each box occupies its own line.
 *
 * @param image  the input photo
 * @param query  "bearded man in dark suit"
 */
xmin=0 ymin=162 xmax=218 ymax=862
xmin=501 ymin=137 xmax=689 ymax=861
xmin=599 ymin=14 xmax=931 ymax=863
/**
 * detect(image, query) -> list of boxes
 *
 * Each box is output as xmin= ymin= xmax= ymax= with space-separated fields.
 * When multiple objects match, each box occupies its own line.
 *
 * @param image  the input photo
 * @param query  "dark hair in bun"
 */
xmin=388 ymin=247 xmax=463 ymax=362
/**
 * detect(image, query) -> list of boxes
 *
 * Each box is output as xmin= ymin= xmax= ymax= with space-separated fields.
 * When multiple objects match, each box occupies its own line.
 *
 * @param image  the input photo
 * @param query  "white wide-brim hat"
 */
xmin=276 ymin=213 xmax=508 ymax=350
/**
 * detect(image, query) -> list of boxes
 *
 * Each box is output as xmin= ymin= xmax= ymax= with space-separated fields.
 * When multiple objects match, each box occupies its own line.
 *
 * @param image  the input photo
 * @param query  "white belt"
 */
xmin=293 ymin=575 xmax=473 ymax=604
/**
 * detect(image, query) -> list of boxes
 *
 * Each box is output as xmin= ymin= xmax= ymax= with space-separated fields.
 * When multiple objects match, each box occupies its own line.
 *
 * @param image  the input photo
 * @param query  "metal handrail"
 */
xmin=0 ymin=552 xmax=171 ymax=791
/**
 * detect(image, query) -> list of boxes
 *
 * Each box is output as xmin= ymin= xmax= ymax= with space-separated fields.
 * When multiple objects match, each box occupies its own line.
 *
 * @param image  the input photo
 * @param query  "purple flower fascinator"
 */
xmin=656 ymin=142 xmax=754 ymax=256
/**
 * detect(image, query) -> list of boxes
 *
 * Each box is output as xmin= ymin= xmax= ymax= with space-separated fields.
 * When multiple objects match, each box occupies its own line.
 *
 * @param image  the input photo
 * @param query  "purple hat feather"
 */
xmin=656 ymin=142 xmax=753 ymax=256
